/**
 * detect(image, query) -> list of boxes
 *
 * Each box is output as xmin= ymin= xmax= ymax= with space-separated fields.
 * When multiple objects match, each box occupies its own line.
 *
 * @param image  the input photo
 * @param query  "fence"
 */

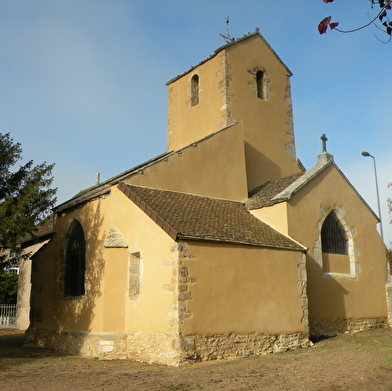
xmin=0 ymin=304 xmax=17 ymax=328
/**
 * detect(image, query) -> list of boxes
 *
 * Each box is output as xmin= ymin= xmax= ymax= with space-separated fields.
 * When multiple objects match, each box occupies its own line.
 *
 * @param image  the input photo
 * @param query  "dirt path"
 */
xmin=1 ymin=328 xmax=392 ymax=390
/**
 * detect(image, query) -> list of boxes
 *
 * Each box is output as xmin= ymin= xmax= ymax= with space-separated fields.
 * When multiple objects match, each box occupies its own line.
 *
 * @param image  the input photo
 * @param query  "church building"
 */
xmin=25 ymin=31 xmax=391 ymax=366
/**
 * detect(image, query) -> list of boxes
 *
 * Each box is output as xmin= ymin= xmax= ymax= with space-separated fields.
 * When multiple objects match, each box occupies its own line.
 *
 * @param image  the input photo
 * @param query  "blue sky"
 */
xmin=1 ymin=0 xmax=391 ymax=245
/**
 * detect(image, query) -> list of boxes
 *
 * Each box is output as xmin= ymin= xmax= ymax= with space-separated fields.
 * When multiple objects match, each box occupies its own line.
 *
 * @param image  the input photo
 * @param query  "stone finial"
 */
xmin=316 ymin=134 xmax=333 ymax=165
xmin=321 ymin=134 xmax=328 ymax=153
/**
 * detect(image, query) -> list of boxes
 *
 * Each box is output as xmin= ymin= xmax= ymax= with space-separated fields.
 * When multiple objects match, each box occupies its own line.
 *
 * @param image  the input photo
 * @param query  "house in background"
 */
xmin=1 ymin=218 xmax=54 ymax=330
xmin=25 ymin=31 xmax=390 ymax=366
xmin=16 ymin=218 xmax=54 ymax=330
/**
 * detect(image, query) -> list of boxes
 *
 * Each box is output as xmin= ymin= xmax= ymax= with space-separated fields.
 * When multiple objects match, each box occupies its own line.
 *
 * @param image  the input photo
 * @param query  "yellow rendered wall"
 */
xmin=104 ymin=187 xmax=175 ymax=334
xmin=166 ymin=34 xmax=303 ymax=193
xmin=251 ymin=202 xmax=289 ymax=236
xmin=30 ymin=186 xmax=176 ymax=335
xmin=125 ymin=122 xmax=248 ymax=201
xmin=181 ymin=242 xmax=306 ymax=335
xmin=226 ymin=35 xmax=302 ymax=188
xmin=286 ymin=164 xmax=387 ymax=320
xmin=167 ymin=53 xmax=225 ymax=151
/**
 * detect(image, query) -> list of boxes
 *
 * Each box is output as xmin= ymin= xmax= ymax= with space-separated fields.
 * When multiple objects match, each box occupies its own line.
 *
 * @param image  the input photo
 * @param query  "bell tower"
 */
xmin=166 ymin=31 xmax=303 ymax=191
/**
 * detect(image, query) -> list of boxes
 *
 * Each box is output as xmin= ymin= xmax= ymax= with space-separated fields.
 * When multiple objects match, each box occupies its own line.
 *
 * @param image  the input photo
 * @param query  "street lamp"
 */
xmin=361 ymin=151 xmax=384 ymax=242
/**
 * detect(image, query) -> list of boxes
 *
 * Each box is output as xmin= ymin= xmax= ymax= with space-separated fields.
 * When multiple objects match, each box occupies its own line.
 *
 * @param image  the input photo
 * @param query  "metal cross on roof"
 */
xmin=219 ymin=17 xmax=234 ymax=43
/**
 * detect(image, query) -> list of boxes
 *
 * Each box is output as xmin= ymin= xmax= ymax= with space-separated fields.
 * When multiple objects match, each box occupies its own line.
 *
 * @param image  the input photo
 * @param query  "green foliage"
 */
xmin=0 ymin=133 xmax=57 ymax=265
xmin=0 ymin=273 xmax=18 ymax=304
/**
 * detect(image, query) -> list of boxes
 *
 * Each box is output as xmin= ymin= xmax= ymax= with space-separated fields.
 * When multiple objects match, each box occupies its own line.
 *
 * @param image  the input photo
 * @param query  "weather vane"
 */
xmin=219 ymin=17 xmax=234 ymax=43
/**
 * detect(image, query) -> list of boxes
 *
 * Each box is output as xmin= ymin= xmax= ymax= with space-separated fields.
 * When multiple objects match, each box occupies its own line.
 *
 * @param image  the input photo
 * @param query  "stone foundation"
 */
xmin=25 ymin=328 xmax=310 ymax=366
xmin=25 ymin=328 xmax=129 ymax=359
xmin=179 ymin=331 xmax=310 ymax=363
xmin=309 ymin=317 xmax=386 ymax=338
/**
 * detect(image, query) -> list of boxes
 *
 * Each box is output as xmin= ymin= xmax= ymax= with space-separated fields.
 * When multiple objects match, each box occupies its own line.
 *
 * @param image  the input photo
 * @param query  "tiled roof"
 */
xmin=246 ymin=172 xmax=304 ymax=210
xmin=118 ymin=182 xmax=305 ymax=251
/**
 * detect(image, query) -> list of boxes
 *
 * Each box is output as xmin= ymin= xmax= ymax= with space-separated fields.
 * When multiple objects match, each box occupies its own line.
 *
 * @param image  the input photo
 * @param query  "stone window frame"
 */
xmin=314 ymin=205 xmax=358 ymax=280
xmin=248 ymin=66 xmax=271 ymax=100
xmin=321 ymin=211 xmax=348 ymax=255
xmin=59 ymin=219 xmax=87 ymax=300
xmin=128 ymin=250 xmax=143 ymax=301
xmin=190 ymin=73 xmax=200 ymax=107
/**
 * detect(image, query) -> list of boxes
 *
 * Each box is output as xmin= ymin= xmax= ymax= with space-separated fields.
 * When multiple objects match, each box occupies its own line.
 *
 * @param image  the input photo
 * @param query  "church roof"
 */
xmin=246 ymin=172 xmax=304 ymax=209
xmin=246 ymin=151 xmax=379 ymax=221
xmin=118 ymin=182 xmax=305 ymax=251
xmin=166 ymin=30 xmax=292 ymax=86
xmin=247 ymin=153 xmax=334 ymax=210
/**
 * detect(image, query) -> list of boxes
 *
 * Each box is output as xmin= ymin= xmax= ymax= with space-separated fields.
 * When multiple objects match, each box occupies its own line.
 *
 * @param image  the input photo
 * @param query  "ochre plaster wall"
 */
xmin=251 ymin=202 xmax=289 ymax=236
xmin=125 ymin=123 xmax=248 ymax=201
xmin=29 ymin=186 xmax=177 ymax=337
xmin=285 ymin=164 xmax=387 ymax=321
xmin=167 ymin=53 xmax=224 ymax=151
xmin=167 ymin=34 xmax=302 ymax=193
xmin=226 ymin=35 xmax=301 ymax=187
xmin=180 ymin=241 xmax=307 ymax=336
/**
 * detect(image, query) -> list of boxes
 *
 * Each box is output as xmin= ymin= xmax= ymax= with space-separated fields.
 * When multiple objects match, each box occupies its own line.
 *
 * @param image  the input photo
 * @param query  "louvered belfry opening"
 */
xmin=321 ymin=211 xmax=348 ymax=255
xmin=64 ymin=220 xmax=86 ymax=297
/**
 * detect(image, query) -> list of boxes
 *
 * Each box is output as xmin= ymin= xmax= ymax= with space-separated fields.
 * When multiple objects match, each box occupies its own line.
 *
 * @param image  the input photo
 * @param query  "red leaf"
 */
xmin=329 ymin=22 xmax=339 ymax=30
xmin=323 ymin=0 xmax=334 ymax=3
xmin=318 ymin=16 xmax=332 ymax=34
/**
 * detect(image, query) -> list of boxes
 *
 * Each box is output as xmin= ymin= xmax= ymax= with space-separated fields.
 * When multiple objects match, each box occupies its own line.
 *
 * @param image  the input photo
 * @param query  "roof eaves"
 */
xmin=177 ymin=234 xmax=307 ymax=252
xmin=55 ymin=151 xmax=173 ymax=214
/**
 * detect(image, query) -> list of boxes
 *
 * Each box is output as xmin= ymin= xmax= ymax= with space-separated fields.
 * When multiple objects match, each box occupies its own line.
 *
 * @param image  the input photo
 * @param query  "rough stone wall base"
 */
xmin=309 ymin=317 xmax=386 ymax=338
xmin=25 ymin=328 xmax=129 ymax=359
xmin=179 ymin=331 xmax=310 ymax=364
xmin=25 ymin=328 xmax=310 ymax=366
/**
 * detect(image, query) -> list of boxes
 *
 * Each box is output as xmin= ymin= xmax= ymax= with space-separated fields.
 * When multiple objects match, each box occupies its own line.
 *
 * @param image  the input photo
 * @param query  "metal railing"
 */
xmin=0 ymin=304 xmax=17 ymax=328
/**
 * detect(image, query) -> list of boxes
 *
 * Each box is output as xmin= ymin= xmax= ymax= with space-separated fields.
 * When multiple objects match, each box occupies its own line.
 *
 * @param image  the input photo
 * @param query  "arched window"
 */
xmin=321 ymin=212 xmax=348 ymax=255
xmin=191 ymin=74 xmax=199 ymax=106
xmin=64 ymin=220 xmax=86 ymax=297
xmin=256 ymin=70 xmax=264 ymax=100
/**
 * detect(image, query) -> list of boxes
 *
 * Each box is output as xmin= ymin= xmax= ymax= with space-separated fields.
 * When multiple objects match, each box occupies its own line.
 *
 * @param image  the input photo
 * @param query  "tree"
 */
xmin=0 ymin=133 xmax=57 ymax=268
xmin=0 ymin=273 xmax=18 ymax=304
xmin=319 ymin=0 xmax=392 ymax=40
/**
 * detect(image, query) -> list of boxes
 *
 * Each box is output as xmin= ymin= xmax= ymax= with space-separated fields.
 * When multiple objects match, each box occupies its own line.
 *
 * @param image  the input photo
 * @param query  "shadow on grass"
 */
xmin=0 ymin=330 xmax=66 ymax=363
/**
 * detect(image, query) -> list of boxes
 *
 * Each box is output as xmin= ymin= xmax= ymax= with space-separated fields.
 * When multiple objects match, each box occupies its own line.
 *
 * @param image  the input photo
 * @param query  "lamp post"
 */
xmin=361 ymin=151 xmax=384 ymax=242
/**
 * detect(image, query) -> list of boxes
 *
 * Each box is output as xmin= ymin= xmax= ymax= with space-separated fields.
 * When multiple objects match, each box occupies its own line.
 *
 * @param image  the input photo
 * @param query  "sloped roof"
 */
xmin=118 ymin=182 xmax=305 ymax=251
xmin=247 ymin=172 xmax=304 ymax=210
xmin=246 ymin=152 xmax=379 ymax=221
xmin=167 ymin=30 xmax=292 ymax=86
xmin=247 ymin=153 xmax=334 ymax=210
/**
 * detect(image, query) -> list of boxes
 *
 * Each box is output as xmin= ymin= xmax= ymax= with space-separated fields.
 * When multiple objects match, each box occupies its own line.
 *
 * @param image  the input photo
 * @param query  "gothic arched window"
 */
xmin=321 ymin=212 xmax=348 ymax=255
xmin=64 ymin=220 xmax=86 ymax=297
xmin=191 ymin=74 xmax=199 ymax=106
